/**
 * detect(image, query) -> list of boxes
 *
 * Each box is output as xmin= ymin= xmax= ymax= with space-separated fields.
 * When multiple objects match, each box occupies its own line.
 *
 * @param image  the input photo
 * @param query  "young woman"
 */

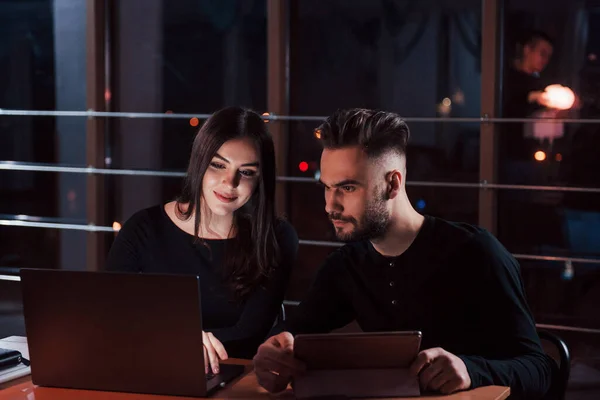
xmin=106 ymin=106 xmax=298 ymax=373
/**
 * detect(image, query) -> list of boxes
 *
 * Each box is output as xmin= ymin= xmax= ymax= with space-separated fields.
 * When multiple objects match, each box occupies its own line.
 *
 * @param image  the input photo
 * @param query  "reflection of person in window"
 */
xmin=499 ymin=31 xmax=564 ymax=253
xmin=505 ymin=31 xmax=554 ymax=114
xmin=502 ymin=30 xmax=554 ymax=161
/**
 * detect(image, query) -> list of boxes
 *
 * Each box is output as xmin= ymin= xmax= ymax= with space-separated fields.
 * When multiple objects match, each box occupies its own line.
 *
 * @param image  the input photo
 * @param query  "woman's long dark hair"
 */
xmin=177 ymin=106 xmax=279 ymax=300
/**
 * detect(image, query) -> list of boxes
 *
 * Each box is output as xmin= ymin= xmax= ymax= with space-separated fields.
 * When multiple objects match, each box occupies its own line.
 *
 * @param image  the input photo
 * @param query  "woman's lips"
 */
xmin=214 ymin=191 xmax=238 ymax=203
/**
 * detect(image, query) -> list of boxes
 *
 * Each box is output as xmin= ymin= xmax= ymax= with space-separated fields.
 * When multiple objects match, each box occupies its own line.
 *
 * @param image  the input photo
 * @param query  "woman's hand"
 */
xmin=202 ymin=331 xmax=228 ymax=374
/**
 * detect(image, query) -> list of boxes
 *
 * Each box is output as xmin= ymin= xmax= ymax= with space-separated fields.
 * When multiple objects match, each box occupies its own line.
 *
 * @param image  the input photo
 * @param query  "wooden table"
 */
xmin=0 ymin=337 xmax=510 ymax=399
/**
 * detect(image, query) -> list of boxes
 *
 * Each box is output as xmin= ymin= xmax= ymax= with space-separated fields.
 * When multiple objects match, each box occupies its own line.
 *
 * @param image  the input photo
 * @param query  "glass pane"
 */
xmin=290 ymin=0 xmax=482 ymax=117
xmin=111 ymin=0 xmax=267 ymax=113
xmin=499 ymin=0 xmax=599 ymax=258
xmin=0 ymin=1 xmax=87 ymax=271
xmin=499 ymin=1 xmax=600 ymax=379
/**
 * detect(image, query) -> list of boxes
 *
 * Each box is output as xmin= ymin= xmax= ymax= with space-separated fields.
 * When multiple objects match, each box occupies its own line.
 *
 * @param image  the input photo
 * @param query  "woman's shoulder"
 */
xmin=118 ymin=204 xmax=167 ymax=237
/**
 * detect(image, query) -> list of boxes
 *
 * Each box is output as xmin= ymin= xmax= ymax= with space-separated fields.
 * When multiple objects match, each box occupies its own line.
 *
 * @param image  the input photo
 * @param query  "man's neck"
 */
xmin=513 ymin=59 xmax=535 ymax=75
xmin=370 ymin=209 xmax=425 ymax=257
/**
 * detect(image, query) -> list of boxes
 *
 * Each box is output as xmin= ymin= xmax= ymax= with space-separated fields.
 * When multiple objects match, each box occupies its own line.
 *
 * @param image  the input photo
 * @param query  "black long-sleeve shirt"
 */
xmin=105 ymin=205 xmax=298 ymax=359
xmin=279 ymin=216 xmax=553 ymax=399
xmin=501 ymin=66 xmax=547 ymax=161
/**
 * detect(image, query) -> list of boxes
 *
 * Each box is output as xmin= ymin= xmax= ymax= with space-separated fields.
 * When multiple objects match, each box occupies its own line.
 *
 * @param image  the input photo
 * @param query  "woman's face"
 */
xmin=202 ymin=137 xmax=261 ymax=217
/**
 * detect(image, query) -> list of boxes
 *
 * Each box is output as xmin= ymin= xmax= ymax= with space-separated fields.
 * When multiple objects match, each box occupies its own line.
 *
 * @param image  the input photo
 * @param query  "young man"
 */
xmin=253 ymin=109 xmax=554 ymax=399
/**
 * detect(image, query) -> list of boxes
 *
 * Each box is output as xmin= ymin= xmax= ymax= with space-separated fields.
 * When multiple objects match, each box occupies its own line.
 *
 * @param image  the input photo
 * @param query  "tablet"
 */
xmin=294 ymin=331 xmax=422 ymax=370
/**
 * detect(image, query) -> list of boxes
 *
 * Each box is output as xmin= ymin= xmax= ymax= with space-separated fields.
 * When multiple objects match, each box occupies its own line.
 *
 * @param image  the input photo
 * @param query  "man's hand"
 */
xmin=528 ymin=90 xmax=553 ymax=108
xmin=202 ymin=331 xmax=228 ymax=374
xmin=253 ymin=332 xmax=306 ymax=393
xmin=409 ymin=347 xmax=471 ymax=394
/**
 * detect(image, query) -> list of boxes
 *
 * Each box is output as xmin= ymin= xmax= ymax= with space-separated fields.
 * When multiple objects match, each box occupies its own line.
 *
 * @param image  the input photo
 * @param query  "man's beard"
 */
xmin=329 ymin=192 xmax=390 ymax=242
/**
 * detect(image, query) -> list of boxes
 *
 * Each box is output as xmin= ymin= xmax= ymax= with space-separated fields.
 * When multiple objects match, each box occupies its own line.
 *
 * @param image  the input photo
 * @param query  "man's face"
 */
xmin=523 ymin=39 xmax=553 ymax=74
xmin=319 ymin=146 xmax=390 ymax=242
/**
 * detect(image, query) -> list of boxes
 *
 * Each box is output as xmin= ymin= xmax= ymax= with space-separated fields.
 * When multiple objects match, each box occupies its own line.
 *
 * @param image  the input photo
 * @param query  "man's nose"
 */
xmin=324 ymin=189 xmax=342 ymax=214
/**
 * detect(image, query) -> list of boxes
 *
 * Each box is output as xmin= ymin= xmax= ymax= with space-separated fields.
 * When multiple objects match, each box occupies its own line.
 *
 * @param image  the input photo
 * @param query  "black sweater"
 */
xmin=279 ymin=216 xmax=553 ymax=399
xmin=105 ymin=205 xmax=299 ymax=358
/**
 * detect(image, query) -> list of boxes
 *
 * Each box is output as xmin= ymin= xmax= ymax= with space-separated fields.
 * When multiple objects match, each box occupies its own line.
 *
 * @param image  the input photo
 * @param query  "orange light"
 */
xmin=555 ymin=153 xmax=562 ymax=162
xmin=534 ymin=151 xmax=546 ymax=161
xmin=314 ymin=129 xmax=322 ymax=139
xmin=104 ymin=89 xmax=111 ymax=102
xmin=165 ymin=110 xmax=173 ymax=114
xmin=299 ymin=161 xmax=309 ymax=172
xmin=189 ymin=117 xmax=199 ymax=127
xmin=112 ymin=222 xmax=122 ymax=231
xmin=262 ymin=112 xmax=270 ymax=123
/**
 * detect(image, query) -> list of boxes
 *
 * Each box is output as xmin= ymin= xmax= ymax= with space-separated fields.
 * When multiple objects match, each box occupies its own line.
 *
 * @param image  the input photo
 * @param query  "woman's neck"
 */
xmin=197 ymin=202 xmax=235 ymax=239
xmin=172 ymin=201 xmax=235 ymax=239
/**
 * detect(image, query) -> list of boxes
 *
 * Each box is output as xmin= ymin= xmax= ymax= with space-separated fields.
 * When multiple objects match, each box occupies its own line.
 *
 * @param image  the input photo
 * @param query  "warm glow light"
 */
xmin=543 ymin=84 xmax=575 ymax=110
xmin=165 ymin=110 xmax=173 ymax=114
xmin=104 ymin=89 xmax=111 ymax=102
xmin=112 ymin=222 xmax=122 ymax=231
xmin=442 ymin=97 xmax=452 ymax=107
xmin=299 ymin=161 xmax=309 ymax=172
xmin=534 ymin=151 xmax=546 ymax=161
xmin=262 ymin=112 xmax=270 ymax=123
xmin=314 ymin=129 xmax=322 ymax=139
xmin=189 ymin=117 xmax=199 ymax=127
xmin=555 ymin=153 xmax=563 ymax=162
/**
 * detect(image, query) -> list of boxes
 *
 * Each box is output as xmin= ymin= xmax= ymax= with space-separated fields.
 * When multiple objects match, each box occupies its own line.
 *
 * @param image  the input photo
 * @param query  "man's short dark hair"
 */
xmin=317 ymin=108 xmax=410 ymax=158
xmin=519 ymin=30 xmax=554 ymax=49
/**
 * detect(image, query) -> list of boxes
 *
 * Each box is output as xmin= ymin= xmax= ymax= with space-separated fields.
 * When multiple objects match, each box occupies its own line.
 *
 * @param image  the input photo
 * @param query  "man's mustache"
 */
xmin=328 ymin=213 xmax=356 ymax=224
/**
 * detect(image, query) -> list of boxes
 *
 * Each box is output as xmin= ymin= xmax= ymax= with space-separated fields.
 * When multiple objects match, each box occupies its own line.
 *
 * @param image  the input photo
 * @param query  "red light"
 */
xmin=299 ymin=161 xmax=309 ymax=172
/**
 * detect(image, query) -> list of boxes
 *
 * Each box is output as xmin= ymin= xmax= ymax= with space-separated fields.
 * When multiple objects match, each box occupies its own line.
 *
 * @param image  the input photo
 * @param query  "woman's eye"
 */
xmin=239 ymin=170 xmax=256 ymax=177
xmin=210 ymin=162 xmax=225 ymax=169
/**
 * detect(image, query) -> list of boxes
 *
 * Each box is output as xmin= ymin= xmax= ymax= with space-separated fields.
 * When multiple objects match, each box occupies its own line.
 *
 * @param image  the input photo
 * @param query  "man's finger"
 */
xmin=273 ymin=332 xmax=295 ymax=351
xmin=265 ymin=346 xmax=306 ymax=373
xmin=255 ymin=368 xmax=290 ymax=393
xmin=428 ymin=370 xmax=454 ymax=392
xmin=409 ymin=348 xmax=443 ymax=376
xmin=439 ymin=378 xmax=462 ymax=394
xmin=254 ymin=350 xmax=303 ymax=378
xmin=418 ymin=361 xmax=445 ymax=389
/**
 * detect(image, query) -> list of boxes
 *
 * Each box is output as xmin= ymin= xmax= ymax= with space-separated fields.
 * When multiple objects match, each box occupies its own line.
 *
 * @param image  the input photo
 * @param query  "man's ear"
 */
xmin=386 ymin=170 xmax=403 ymax=200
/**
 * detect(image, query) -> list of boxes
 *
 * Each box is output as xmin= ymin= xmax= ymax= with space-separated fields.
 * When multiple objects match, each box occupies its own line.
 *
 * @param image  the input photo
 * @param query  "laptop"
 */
xmin=20 ymin=269 xmax=245 ymax=397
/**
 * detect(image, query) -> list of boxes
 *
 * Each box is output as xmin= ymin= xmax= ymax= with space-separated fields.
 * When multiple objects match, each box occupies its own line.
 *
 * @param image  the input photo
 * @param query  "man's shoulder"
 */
xmin=429 ymin=216 xmax=509 ymax=258
xmin=429 ymin=216 xmax=515 ymax=271
xmin=428 ymin=216 xmax=488 ymax=244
